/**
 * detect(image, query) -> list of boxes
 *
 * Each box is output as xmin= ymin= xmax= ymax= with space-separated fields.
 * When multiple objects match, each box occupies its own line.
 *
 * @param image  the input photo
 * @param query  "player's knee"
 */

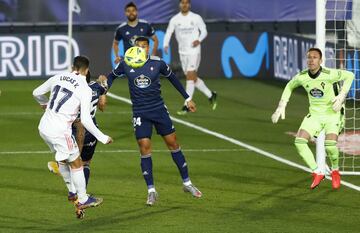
xmin=167 ymin=142 xmax=179 ymax=151
xmin=294 ymin=137 xmax=308 ymax=149
xmin=325 ymin=140 xmax=337 ymax=155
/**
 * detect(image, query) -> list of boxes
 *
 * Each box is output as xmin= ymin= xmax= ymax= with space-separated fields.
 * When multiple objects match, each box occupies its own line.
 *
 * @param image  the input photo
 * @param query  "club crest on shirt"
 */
xmin=309 ymin=88 xmax=324 ymax=98
xmin=134 ymin=75 xmax=151 ymax=88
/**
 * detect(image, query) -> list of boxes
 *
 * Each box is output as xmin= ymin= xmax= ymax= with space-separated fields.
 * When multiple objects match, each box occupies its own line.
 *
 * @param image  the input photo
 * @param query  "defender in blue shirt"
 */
xmin=113 ymin=2 xmax=159 ymax=64
xmin=107 ymin=37 xmax=202 ymax=206
xmin=48 ymin=72 xmax=108 ymax=189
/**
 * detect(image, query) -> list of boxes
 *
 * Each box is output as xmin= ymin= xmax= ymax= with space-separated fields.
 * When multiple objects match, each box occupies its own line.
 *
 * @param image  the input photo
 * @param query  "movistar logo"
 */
xmin=221 ymin=32 xmax=269 ymax=79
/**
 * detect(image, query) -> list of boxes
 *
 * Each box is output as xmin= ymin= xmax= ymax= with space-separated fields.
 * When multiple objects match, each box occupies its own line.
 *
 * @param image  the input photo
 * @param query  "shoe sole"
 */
xmin=212 ymin=102 xmax=217 ymax=110
xmin=177 ymin=111 xmax=187 ymax=115
xmin=310 ymin=177 xmax=325 ymax=189
xmin=183 ymin=188 xmax=202 ymax=198
xmin=47 ymin=162 xmax=60 ymax=175
xmin=77 ymin=198 xmax=103 ymax=210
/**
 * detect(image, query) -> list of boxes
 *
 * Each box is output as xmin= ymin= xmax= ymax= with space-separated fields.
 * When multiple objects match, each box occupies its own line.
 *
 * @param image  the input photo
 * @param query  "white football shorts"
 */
xmin=39 ymin=131 xmax=80 ymax=162
xmin=179 ymin=53 xmax=201 ymax=73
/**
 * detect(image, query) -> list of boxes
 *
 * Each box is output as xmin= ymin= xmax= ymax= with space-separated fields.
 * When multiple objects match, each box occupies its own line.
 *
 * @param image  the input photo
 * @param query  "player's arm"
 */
xmin=271 ymin=76 xmax=301 ymax=123
xmin=332 ymin=69 xmax=355 ymax=112
xmin=73 ymin=119 xmax=85 ymax=153
xmin=150 ymin=34 xmax=159 ymax=56
xmin=80 ymin=88 xmax=112 ymax=144
xmin=106 ymin=62 xmax=125 ymax=89
xmin=163 ymin=18 xmax=175 ymax=54
xmin=96 ymin=75 xmax=108 ymax=112
xmin=193 ymin=15 xmax=208 ymax=47
xmin=113 ymin=28 xmax=123 ymax=64
xmin=147 ymin=24 xmax=159 ymax=56
xmin=32 ymin=77 xmax=53 ymax=109
xmin=160 ymin=61 xmax=196 ymax=112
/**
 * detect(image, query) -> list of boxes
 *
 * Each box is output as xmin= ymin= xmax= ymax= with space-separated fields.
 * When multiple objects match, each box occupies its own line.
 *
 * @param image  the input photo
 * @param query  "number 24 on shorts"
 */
xmin=133 ymin=117 xmax=142 ymax=127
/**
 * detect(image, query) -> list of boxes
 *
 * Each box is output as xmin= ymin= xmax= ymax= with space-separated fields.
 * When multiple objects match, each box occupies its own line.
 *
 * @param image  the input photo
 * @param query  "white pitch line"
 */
xmin=107 ymin=92 xmax=360 ymax=192
xmin=0 ymin=148 xmax=248 ymax=155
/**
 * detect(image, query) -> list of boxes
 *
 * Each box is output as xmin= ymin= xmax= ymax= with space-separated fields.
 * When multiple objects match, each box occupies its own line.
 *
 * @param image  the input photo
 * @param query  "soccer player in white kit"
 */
xmin=163 ymin=0 xmax=217 ymax=115
xmin=33 ymin=56 xmax=113 ymax=212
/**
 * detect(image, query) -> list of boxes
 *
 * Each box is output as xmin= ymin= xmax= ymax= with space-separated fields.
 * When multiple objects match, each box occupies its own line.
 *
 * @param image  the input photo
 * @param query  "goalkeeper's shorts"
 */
xmin=299 ymin=112 xmax=343 ymax=138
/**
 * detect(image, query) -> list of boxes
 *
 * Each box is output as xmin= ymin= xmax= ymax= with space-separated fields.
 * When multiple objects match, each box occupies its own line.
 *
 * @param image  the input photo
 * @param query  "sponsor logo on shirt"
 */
xmin=309 ymin=88 xmax=324 ymax=98
xmin=134 ymin=75 xmax=151 ymax=88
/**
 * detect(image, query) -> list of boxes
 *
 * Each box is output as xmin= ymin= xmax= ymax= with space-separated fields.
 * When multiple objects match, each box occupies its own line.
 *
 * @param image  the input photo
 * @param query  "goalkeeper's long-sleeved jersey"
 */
xmin=280 ymin=67 xmax=354 ymax=115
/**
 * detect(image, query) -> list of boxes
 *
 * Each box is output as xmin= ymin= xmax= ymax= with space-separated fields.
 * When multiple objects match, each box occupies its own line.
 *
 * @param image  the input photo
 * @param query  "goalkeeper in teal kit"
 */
xmin=272 ymin=48 xmax=354 ymax=190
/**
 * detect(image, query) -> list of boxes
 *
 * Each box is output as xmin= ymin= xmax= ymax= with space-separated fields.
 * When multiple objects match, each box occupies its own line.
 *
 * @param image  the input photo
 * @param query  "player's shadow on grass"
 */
xmin=48 ymin=206 xmax=182 ymax=232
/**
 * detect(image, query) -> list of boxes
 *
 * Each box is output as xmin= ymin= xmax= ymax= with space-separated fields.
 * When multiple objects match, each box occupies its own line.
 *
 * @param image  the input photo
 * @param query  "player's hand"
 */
xmin=271 ymin=100 xmax=287 ymax=124
xmin=186 ymin=100 xmax=196 ymax=112
xmin=164 ymin=46 xmax=169 ymax=55
xmin=332 ymin=93 xmax=346 ymax=112
xmin=192 ymin=40 xmax=200 ymax=47
xmin=40 ymin=105 xmax=47 ymax=110
xmin=97 ymin=75 xmax=108 ymax=93
xmin=105 ymin=137 xmax=113 ymax=144
xmin=114 ymin=56 xmax=121 ymax=64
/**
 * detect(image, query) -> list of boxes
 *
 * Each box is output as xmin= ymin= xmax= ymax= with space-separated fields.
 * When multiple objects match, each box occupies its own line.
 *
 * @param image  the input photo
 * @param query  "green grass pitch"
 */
xmin=1 ymin=78 xmax=360 ymax=232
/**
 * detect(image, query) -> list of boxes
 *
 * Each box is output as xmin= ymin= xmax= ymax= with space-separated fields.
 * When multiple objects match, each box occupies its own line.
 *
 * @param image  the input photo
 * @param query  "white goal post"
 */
xmin=317 ymin=0 xmax=360 ymax=175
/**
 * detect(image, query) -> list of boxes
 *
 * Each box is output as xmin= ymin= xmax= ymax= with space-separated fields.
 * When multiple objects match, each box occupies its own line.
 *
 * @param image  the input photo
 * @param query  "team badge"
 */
xmin=134 ymin=75 xmax=151 ymax=88
xmin=309 ymin=88 xmax=324 ymax=98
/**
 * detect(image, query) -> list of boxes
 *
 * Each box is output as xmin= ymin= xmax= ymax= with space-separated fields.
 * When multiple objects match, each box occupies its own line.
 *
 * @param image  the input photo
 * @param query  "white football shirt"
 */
xmin=33 ymin=71 xmax=109 ymax=144
xmin=163 ymin=11 xmax=207 ymax=55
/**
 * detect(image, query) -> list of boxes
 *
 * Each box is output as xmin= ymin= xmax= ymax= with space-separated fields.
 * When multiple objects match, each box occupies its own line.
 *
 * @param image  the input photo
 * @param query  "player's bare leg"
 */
xmin=325 ymin=133 xmax=341 ymax=189
xmin=295 ymin=129 xmax=324 ymax=189
xmin=138 ymin=138 xmax=157 ymax=205
xmin=163 ymin=133 xmax=202 ymax=198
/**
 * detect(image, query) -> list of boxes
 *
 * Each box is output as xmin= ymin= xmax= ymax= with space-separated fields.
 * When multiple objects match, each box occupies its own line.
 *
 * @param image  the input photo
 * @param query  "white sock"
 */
xmin=195 ymin=77 xmax=212 ymax=98
xmin=148 ymin=187 xmax=156 ymax=193
xmin=58 ymin=162 xmax=76 ymax=193
xmin=71 ymin=166 xmax=88 ymax=203
xmin=184 ymin=80 xmax=195 ymax=105
xmin=183 ymin=180 xmax=192 ymax=186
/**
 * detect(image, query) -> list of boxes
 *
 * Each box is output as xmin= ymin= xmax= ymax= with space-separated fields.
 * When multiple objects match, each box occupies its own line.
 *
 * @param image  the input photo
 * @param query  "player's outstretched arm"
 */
xmin=332 ymin=70 xmax=355 ymax=112
xmin=80 ymin=88 xmax=112 ymax=144
xmin=271 ymin=77 xmax=300 ymax=124
xmin=32 ymin=77 xmax=53 ymax=108
xmin=166 ymin=72 xmax=190 ymax=100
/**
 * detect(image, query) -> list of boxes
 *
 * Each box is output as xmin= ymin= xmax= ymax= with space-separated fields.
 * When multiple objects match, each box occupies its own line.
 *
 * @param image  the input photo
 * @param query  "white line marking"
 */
xmin=107 ymin=92 xmax=360 ymax=192
xmin=0 ymin=148 xmax=248 ymax=155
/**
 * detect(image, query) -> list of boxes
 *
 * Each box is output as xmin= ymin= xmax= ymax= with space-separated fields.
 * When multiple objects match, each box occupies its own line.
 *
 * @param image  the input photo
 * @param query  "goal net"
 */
xmin=325 ymin=0 xmax=360 ymax=174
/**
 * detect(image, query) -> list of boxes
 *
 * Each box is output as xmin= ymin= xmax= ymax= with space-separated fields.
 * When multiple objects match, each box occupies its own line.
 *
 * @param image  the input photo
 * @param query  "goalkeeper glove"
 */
xmin=271 ymin=100 xmax=287 ymax=124
xmin=332 ymin=92 xmax=346 ymax=112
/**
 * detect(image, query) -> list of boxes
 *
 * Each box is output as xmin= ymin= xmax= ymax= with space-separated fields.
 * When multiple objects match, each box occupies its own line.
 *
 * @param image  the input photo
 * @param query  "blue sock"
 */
xmin=83 ymin=164 xmax=90 ymax=187
xmin=141 ymin=155 xmax=154 ymax=189
xmin=171 ymin=149 xmax=189 ymax=182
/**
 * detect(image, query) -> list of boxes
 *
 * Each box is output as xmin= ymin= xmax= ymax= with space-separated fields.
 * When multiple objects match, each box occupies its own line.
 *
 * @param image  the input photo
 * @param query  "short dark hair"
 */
xmin=73 ymin=56 xmax=89 ymax=70
xmin=307 ymin=48 xmax=322 ymax=59
xmin=125 ymin=2 xmax=137 ymax=10
xmin=179 ymin=0 xmax=191 ymax=3
xmin=86 ymin=70 xmax=91 ymax=83
xmin=135 ymin=36 xmax=149 ymax=45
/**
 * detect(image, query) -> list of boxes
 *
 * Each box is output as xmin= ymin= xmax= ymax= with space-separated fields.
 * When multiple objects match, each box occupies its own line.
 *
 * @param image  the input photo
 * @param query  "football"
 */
xmin=124 ymin=46 xmax=147 ymax=68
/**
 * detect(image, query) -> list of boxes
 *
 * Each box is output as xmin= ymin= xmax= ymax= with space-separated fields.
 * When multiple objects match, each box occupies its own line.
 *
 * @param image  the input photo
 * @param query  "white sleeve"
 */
xmin=163 ymin=17 xmax=175 ymax=48
xmin=80 ymin=88 xmax=109 ymax=144
xmin=32 ymin=77 xmax=53 ymax=105
xmin=197 ymin=15 xmax=207 ymax=42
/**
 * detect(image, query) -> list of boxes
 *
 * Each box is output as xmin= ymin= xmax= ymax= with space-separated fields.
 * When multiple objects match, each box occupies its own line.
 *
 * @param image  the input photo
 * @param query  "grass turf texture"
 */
xmin=1 ymin=78 xmax=360 ymax=232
